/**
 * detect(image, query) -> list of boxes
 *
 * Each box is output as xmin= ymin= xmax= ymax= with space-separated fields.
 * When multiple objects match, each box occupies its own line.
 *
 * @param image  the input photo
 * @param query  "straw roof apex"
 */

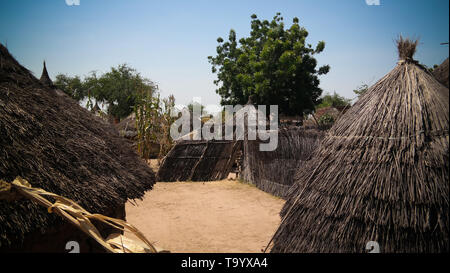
xmin=396 ymin=35 xmax=419 ymax=62
xmin=39 ymin=60 xmax=54 ymax=88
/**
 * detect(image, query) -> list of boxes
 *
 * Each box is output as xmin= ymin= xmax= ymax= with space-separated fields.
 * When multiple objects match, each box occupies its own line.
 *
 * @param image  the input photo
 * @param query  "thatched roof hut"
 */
xmin=302 ymin=106 xmax=348 ymax=129
xmin=116 ymin=112 xmax=160 ymax=158
xmin=433 ymin=58 xmax=449 ymax=88
xmin=39 ymin=61 xmax=54 ymax=88
xmin=117 ymin=112 xmax=138 ymax=139
xmin=0 ymin=44 xmax=155 ymax=252
xmin=157 ymin=140 xmax=241 ymax=182
xmin=241 ymin=127 xmax=324 ymax=198
xmin=158 ymin=100 xmax=268 ymax=182
xmin=269 ymin=37 xmax=449 ymax=253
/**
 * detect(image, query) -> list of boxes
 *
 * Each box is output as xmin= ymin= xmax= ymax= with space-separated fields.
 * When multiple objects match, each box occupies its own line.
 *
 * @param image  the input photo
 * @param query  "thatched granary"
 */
xmin=433 ymin=58 xmax=449 ymax=88
xmin=157 ymin=101 xmax=263 ymax=182
xmin=270 ymin=38 xmax=449 ymax=253
xmin=157 ymin=140 xmax=241 ymax=182
xmin=117 ymin=112 xmax=138 ymax=139
xmin=39 ymin=61 xmax=54 ymax=88
xmin=241 ymin=127 xmax=324 ymax=198
xmin=0 ymin=44 xmax=155 ymax=252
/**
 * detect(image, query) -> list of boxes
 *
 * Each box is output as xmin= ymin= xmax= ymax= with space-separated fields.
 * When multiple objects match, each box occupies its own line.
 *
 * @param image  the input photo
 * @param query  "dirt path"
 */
xmin=125 ymin=180 xmax=285 ymax=253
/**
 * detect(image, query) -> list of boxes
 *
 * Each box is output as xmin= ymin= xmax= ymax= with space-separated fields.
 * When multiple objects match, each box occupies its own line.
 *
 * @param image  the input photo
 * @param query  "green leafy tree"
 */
xmin=353 ymin=84 xmax=369 ymax=98
xmin=427 ymin=64 xmax=439 ymax=73
xmin=208 ymin=13 xmax=330 ymax=117
xmin=316 ymin=91 xmax=351 ymax=108
xmin=318 ymin=113 xmax=335 ymax=126
xmin=54 ymin=74 xmax=87 ymax=101
xmin=55 ymin=64 xmax=156 ymax=120
xmin=94 ymin=64 xmax=156 ymax=120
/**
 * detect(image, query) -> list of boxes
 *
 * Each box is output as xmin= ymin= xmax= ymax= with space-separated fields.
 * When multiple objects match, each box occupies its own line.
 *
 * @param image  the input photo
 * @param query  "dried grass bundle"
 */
xmin=396 ymin=35 xmax=419 ymax=61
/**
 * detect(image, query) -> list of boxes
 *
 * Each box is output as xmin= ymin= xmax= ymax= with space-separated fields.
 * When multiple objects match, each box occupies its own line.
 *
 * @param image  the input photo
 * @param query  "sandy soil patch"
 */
xmin=125 ymin=180 xmax=284 ymax=253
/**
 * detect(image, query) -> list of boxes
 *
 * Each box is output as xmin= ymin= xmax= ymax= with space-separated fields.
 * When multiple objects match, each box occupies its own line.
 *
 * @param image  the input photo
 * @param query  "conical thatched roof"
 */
xmin=270 ymin=37 xmax=449 ymax=253
xmin=117 ymin=112 xmax=138 ymax=139
xmin=0 ymin=44 xmax=155 ymax=248
xmin=433 ymin=58 xmax=449 ymax=88
xmin=39 ymin=61 xmax=54 ymax=88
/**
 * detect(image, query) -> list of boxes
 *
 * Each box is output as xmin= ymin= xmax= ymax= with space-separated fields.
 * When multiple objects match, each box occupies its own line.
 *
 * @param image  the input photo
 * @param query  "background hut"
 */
xmin=157 ymin=101 xmax=263 ymax=182
xmin=39 ymin=61 xmax=55 ymax=88
xmin=116 ymin=112 xmax=160 ymax=158
xmin=117 ymin=112 xmax=138 ymax=139
xmin=433 ymin=57 xmax=449 ymax=88
xmin=157 ymin=139 xmax=240 ymax=181
xmin=0 ymin=44 xmax=155 ymax=252
xmin=302 ymin=105 xmax=348 ymax=129
xmin=241 ymin=127 xmax=324 ymax=198
xmin=270 ymin=38 xmax=449 ymax=253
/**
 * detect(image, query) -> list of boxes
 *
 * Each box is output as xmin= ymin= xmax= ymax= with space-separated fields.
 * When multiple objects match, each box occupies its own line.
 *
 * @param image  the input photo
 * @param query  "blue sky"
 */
xmin=0 ymin=0 xmax=448 ymax=112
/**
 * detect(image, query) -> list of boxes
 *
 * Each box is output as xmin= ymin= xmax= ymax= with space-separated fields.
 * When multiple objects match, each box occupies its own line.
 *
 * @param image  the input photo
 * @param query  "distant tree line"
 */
xmin=54 ymin=64 xmax=156 ymax=121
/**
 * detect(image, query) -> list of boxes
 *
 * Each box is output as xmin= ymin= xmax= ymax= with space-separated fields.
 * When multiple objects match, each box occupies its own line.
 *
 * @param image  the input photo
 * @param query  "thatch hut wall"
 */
xmin=433 ymin=58 xmax=449 ymax=88
xmin=0 ymin=44 xmax=155 ymax=252
xmin=270 ymin=38 xmax=449 ymax=253
xmin=157 ymin=140 xmax=241 ymax=182
xmin=241 ymin=127 xmax=324 ymax=198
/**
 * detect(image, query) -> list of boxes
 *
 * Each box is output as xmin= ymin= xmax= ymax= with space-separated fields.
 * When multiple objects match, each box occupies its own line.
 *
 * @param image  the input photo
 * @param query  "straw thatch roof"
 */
xmin=159 ymin=100 xmax=268 ymax=182
xmin=0 ymin=44 xmax=155 ymax=249
xmin=303 ymin=106 xmax=348 ymax=129
xmin=39 ymin=61 xmax=54 ymax=88
xmin=117 ymin=112 xmax=137 ymax=139
xmin=91 ymin=102 xmax=101 ymax=113
xmin=433 ymin=58 xmax=449 ymax=88
xmin=241 ymin=127 xmax=324 ymax=198
xmin=157 ymin=140 xmax=241 ymax=182
xmin=270 ymin=38 xmax=449 ymax=253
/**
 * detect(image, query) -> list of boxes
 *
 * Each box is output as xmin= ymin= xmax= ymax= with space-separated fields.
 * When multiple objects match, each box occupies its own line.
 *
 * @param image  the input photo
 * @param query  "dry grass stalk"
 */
xmin=1 ymin=177 xmax=157 ymax=253
xmin=396 ymin=35 xmax=419 ymax=61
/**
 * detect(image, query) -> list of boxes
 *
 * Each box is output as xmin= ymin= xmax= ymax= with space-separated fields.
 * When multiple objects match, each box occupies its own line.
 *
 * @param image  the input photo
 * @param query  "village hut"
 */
xmin=157 ymin=139 xmax=241 ymax=181
xmin=269 ymin=37 xmax=449 ymax=253
xmin=302 ymin=105 xmax=348 ymax=129
xmin=240 ymin=127 xmax=324 ymax=198
xmin=0 ymin=44 xmax=155 ymax=252
xmin=39 ymin=61 xmax=54 ymax=88
xmin=157 ymin=100 xmax=262 ymax=182
xmin=433 ymin=58 xmax=449 ymax=88
xmin=116 ymin=112 xmax=160 ymax=157
xmin=117 ymin=112 xmax=138 ymax=139
xmin=235 ymin=97 xmax=325 ymax=198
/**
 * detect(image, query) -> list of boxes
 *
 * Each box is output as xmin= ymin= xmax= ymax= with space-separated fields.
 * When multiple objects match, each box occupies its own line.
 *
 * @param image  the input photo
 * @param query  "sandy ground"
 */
xmin=125 ymin=179 xmax=285 ymax=253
